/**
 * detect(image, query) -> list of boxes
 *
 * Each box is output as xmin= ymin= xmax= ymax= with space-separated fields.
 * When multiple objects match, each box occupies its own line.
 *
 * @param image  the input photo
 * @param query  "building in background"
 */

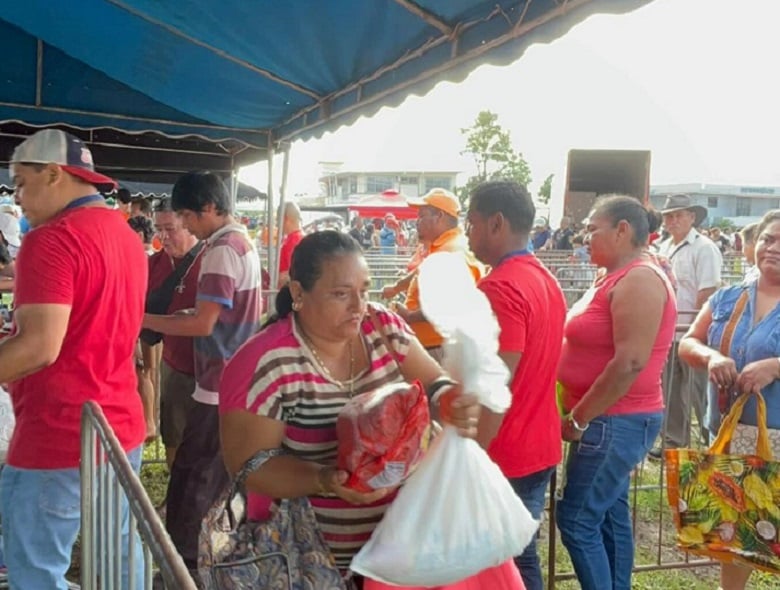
xmin=650 ymin=183 xmax=780 ymax=227
xmin=317 ymin=170 xmax=460 ymax=204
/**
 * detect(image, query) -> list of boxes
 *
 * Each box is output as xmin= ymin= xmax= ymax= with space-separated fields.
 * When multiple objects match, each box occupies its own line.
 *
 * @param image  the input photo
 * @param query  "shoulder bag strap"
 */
xmin=145 ymin=241 xmax=205 ymax=312
xmin=719 ymin=290 xmax=750 ymax=357
xmin=716 ymin=289 xmax=750 ymax=416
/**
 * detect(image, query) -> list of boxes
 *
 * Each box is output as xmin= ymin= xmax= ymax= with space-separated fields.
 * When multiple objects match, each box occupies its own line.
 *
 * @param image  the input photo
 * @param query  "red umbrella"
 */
xmin=348 ymin=189 xmax=417 ymax=220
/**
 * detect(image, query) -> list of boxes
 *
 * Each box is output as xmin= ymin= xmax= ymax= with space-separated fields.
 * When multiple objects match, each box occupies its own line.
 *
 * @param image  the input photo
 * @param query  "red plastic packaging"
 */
xmin=337 ymin=380 xmax=431 ymax=492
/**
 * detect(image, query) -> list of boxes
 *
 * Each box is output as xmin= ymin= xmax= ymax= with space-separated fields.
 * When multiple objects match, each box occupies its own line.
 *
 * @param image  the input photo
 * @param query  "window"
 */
xmin=366 ymin=175 xmax=394 ymax=193
xmin=399 ymin=176 xmax=418 ymax=185
xmin=770 ymin=198 xmax=780 ymax=209
xmin=424 ymin=176 xmax=453 ymax=192
xmin=349 ymin=176 xmax=358 ymax=194
xmin=736 ymin=197 xmax=751 ymax=217
xmin=707 ymin=197 xmax=718 ymax=208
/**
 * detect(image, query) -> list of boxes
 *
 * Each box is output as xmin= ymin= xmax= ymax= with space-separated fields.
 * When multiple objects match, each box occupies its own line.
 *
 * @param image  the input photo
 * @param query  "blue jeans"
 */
xmin=0 ymin=446 xmax=143 ymax=590
xmin=555 ymin=412 xmax=662 ymax=590
xmin=509 ymin=466 xmax=555 ymax=590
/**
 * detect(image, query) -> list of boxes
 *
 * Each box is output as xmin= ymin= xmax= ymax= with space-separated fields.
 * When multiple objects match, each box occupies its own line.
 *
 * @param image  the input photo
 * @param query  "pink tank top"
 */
xmin=558 ymin=259 xmax=676 ymax=416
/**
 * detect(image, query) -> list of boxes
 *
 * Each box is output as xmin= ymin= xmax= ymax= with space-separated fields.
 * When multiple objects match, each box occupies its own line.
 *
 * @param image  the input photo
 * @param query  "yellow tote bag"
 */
xmin=665 ymin=392 xmax=780 ymax=573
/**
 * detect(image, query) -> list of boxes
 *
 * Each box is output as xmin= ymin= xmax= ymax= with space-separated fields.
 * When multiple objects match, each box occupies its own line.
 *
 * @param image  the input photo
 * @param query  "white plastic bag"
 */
xmin=0 ymin=386 xmax=15 ymax=464
xmin=350 ymin=253 xmax=538 ymax=586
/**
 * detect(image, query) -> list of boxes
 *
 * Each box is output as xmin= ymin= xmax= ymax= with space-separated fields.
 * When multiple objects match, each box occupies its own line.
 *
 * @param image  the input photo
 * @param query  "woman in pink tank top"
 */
xmin=556 ymin=196 xmax=677 ymax=590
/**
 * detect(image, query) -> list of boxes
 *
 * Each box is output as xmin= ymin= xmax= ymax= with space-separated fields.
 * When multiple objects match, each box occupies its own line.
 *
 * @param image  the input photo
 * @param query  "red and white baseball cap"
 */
xmin=10 ymin=129 xmax=117 ymax=192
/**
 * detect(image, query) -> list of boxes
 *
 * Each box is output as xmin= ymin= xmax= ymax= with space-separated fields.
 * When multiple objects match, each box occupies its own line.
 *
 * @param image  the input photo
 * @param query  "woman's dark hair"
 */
xmin=127 ymin=215 xmax=155 ymax=245
xmin=591 ymin=195 xmax=654 ymax=247
xmin=171 ymin=171 xmax=231 ymax=216
xmin=469 ymin=180 xmax=535 ymax=234
xmin=757 ymin=210 xmax=780 ymax=238
xmin=265 ymin=230 xmax=362 ymax=327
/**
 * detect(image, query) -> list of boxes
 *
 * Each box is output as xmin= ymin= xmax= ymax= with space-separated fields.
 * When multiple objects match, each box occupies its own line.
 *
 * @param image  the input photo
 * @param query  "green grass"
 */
xmin=534 ymin=460 xmax=780 ymax=589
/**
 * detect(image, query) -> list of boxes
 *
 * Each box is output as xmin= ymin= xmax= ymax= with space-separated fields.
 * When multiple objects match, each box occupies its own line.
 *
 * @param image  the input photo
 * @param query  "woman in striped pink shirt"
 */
xmin=218 ymin=230 xmax=481 ymax=582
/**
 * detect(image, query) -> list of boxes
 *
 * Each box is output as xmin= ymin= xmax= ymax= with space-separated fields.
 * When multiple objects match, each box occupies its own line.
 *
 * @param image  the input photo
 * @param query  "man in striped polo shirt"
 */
xmin=143 ymin=171 xmax=262 ymax=570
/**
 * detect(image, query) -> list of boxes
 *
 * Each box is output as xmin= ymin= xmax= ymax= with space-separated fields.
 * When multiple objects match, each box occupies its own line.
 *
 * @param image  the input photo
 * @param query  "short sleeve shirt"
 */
xmin=658 ymin=228 xmax=722 ymax=326
xmin=478 ymin=254 xmax=567 ymax=478
xmin=279 ymin=229 xmax=304 ymax=275
xmin=147 ymin=245 xmax=203 ymax=375
xmin=9 ymin=206 xmax=147 ymax=468
xmin=193 ymin=224 xmax=262 ymax=404
xmin=219 ymin=303 xmax=412 ymax=567
xmin=706 ymin=282 xmax=780 ymax=429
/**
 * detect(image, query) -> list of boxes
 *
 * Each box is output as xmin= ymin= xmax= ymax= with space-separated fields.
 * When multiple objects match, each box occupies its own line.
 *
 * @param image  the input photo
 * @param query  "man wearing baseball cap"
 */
xmin=384 ymin=188 xmax=483 ymax=360
xmin=0 ymin=129 xmax=147 ymax=588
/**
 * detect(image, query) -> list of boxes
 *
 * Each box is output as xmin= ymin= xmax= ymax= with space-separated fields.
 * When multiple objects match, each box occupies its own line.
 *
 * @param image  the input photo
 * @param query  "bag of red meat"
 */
xmin=337 ymin=380 xmax=431 ymax=493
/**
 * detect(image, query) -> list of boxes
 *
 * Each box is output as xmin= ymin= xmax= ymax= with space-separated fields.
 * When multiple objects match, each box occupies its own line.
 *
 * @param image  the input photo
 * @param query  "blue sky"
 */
xmin=241 ymin=0 xmax=779 ymax=215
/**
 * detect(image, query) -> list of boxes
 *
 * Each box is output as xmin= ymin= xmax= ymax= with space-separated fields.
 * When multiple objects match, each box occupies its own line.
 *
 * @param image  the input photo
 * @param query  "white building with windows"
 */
xmin=649 ymin=183 xmax=780 ymax=227
xmin=318 ymin=170 xmax=459 ymax=204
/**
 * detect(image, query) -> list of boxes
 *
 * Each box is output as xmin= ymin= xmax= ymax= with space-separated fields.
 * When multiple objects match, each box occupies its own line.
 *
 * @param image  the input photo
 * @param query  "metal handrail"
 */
xmin=81 ymin=401 xmax=197 ymax=590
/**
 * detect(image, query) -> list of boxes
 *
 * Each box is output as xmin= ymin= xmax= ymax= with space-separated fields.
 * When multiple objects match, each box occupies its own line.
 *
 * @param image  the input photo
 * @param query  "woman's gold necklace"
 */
xmin=302 ymin=333 xmax=356 ymax=396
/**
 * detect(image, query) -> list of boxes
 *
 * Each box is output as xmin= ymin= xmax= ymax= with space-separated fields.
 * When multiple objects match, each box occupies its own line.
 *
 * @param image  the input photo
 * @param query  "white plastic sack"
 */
xmin=0 ymin=386 xmax=15 ymax=463
xmin=351 ymin=253 xmax=537 ymax=586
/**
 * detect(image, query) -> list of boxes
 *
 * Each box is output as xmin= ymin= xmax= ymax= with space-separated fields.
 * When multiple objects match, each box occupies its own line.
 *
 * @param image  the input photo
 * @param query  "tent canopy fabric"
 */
xmin=0 ymin=0 xmax=652 ymax=165
xmin=349 ymin=190 xmax=418 ymax=220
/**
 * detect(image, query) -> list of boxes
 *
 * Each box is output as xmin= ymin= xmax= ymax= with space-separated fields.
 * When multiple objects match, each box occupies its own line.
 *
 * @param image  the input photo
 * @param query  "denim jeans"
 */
xmin=555 ymin=412 xmax=662 ymax=590
xmin=0 ymin=446 xmax=143 ymax=590
xmin=509 ymin=466 xmax=555 ymax=590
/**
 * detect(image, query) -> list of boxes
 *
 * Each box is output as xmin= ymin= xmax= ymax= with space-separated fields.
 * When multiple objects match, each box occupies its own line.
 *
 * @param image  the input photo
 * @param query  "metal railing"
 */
xmin=81 ymin=401 xmax=197 ymax=590
xmin=544 ymin=324 xmax=717 ymax=588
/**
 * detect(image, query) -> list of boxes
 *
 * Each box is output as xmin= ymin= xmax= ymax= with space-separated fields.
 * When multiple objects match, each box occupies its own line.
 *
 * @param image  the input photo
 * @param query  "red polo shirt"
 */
xmin=478 ymin=253 xmax=566 ymax=478
xmin=279 ymin=229 xmax=304 ymax=275
xmin=148 ymin=246 xmax=203 ymax=375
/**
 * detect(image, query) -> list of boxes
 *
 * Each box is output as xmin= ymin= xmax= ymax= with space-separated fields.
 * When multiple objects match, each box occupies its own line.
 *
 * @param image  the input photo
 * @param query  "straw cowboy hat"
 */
xmin=660 ymin=194 xmax=707 ymax=227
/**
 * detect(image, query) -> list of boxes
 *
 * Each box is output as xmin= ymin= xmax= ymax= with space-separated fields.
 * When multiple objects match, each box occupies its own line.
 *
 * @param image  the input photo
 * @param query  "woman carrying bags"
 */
xmin=679 ymin=209 xmax=780 ymax=590
xmin=216 ymin=231 xmax=525 ymax=589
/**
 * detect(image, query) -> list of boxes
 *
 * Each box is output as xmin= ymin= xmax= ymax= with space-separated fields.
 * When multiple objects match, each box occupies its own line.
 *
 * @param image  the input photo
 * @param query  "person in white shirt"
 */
xmin=651 ymin=194 xmax=722 ymax=458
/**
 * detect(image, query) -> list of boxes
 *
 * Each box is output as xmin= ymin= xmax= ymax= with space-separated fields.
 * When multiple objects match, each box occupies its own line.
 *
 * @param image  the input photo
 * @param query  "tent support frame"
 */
xmin=277 ymin=0 xmax=592 ymax=142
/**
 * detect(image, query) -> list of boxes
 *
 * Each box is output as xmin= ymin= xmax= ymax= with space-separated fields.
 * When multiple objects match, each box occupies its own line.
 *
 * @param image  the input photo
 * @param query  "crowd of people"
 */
xmin=0 ymin=129 xmax=777 ymax=590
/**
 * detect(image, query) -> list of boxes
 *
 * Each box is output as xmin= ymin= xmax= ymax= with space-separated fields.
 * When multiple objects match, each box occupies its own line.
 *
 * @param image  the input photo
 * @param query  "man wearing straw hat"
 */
xmin=651 ymin=194 xmax=722 ymax=458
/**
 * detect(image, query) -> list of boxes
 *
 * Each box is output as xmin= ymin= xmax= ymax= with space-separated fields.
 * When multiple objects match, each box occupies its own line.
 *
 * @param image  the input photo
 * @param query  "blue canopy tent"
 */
xmin=0 ymin=0 xmax=652 ymax=284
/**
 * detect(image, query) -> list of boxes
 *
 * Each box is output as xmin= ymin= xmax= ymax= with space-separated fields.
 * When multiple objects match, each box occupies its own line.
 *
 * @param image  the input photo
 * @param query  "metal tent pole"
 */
xmin=272 ymin=144 xmax=291 ymax=289
xmin=229 ymin=157 xmax=238 ymax=211
xmin=266 ymin=143 xmax=277 ymax=312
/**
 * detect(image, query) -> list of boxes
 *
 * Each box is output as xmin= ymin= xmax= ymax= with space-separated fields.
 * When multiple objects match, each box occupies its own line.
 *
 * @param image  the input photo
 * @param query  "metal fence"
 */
xmin=543 ymin=324 xmax=718 ymax=588
xmin=81 ymin=401 xmax=197 ymax=589
xmin=137 ymin=250 xmax=749 ymax=587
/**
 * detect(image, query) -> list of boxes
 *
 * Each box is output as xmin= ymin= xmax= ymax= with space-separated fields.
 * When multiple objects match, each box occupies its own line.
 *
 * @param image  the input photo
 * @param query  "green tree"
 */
xmin=457 ymin=111 xmax=532 ymax=205
xmin=538 ymin=173 xmax=554 ymax=205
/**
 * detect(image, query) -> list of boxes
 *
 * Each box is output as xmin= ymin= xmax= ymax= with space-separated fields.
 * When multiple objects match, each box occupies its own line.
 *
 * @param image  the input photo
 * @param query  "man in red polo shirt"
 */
xmin=0 ymin=129 xmax=147 ymax=588
xmin=144 ymin=197 xmax=204 ymax=469
xmin=277 ymin=202 xmax=304 ymax=287
xmin=466 ymin=180 xmax=566 ymax=590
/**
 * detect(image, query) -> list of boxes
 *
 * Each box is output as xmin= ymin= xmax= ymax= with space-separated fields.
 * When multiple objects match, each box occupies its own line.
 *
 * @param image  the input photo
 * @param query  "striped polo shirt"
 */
xmin=220 ymin=303 xmax=412 ymax=567
xmin=194 ymin=223 xmax=262 ymax=405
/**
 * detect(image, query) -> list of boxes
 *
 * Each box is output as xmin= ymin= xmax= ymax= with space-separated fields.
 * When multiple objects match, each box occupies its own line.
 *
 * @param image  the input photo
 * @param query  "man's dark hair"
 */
xmin=469 ymin=180 xmax=535 ymax=234
xmin=116 ymin=188 xmax=133 ymax=204
xmin=171 ymin=171 xmax=231 ymax=215
xmin=154 ymin=197 xmax=174 ymax=213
